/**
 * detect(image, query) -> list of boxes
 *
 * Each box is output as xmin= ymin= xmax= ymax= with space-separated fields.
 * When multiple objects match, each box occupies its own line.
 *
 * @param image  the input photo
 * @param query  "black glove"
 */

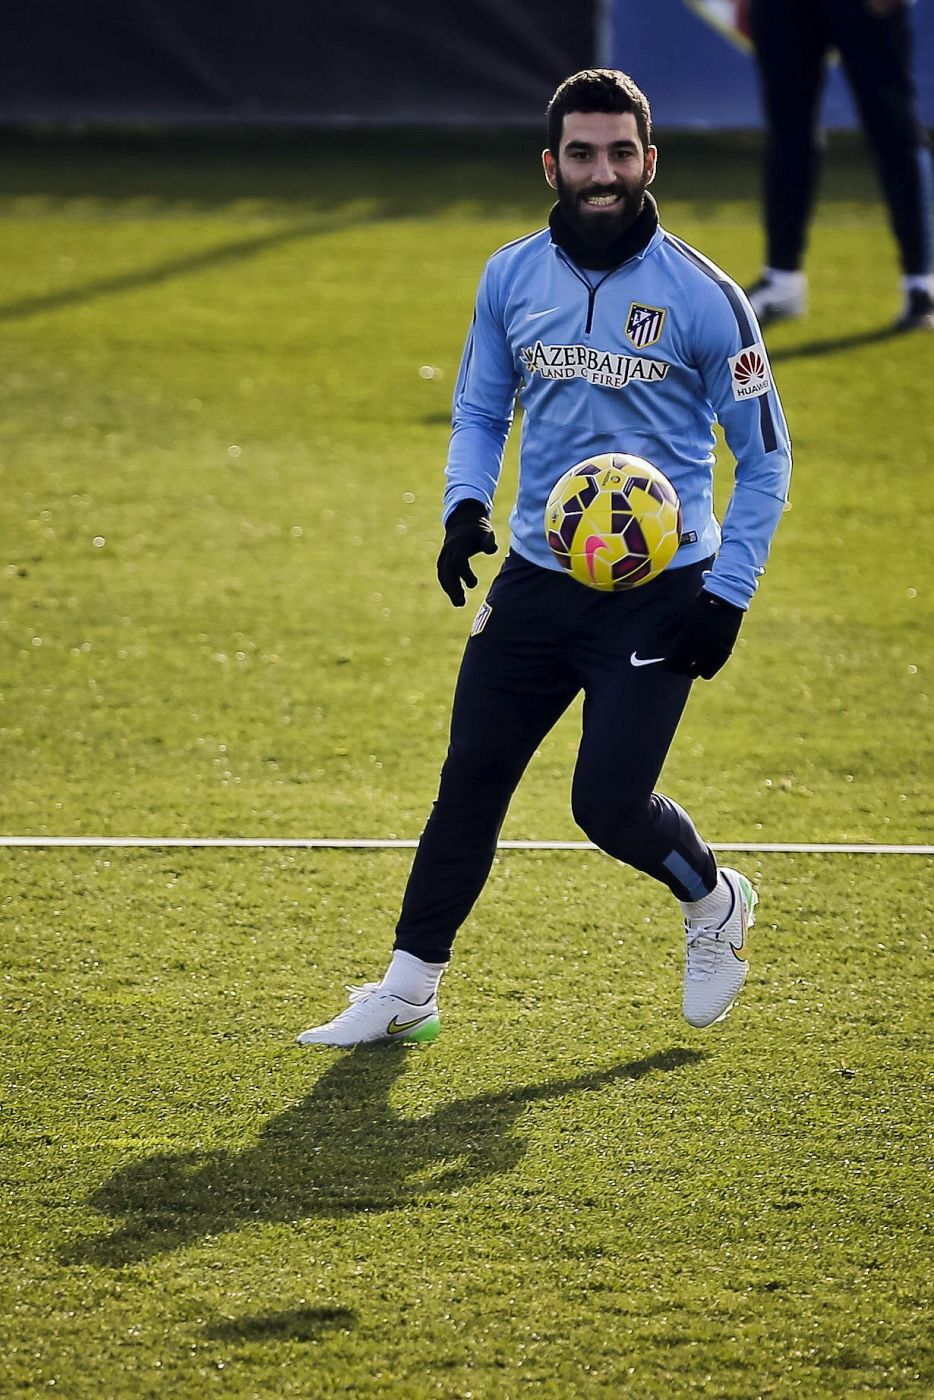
xmin=436 ymin=499 xmax=497 ymax=607
xmin=664 ymin=589 xmax=745 ymax=680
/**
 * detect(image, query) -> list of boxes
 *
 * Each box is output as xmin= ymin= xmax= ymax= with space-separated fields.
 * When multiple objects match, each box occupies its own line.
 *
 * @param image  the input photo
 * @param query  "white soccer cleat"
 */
xmin=682 ymin=868 xmax=758 ymax=1028
xmin=895 ymin=287 xmax=934 ymax=332
xmin=297 ymin=982 xmax=441 ymax=1048
xmin=745 ymin=273 xmax=806 ymax=325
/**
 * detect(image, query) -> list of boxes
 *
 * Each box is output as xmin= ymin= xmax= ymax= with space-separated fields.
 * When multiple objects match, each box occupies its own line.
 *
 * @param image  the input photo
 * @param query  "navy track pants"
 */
xmin=394 ymin=552 xmax=719 ymax=964
xmin=750 ymin=0 xmax=933 ymax=276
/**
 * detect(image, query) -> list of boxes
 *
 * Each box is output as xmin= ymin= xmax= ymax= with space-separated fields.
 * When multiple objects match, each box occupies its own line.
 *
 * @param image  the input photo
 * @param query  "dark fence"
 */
xmin=1 ymin=0 xmax=596 ymax=126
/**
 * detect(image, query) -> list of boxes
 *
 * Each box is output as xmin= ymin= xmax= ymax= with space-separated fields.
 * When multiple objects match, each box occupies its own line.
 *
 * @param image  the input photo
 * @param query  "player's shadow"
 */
xmin=0 ymin=212 xmax=361 ymax=324
xmin=204 ymin=1306 xmax=356 ymax=1346
xmin=768 ymin=324 xmax=901 ymax=361
xmin=63 ymin=1044 xmax=703 ymax=1269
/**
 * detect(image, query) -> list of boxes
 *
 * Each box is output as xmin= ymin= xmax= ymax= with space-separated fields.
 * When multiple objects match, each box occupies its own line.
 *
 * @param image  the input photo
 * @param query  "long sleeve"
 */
xmin=692 ymin=287 xmax=792 ymax=609
xmin=442 ymin=259 xmax=521 ymax=523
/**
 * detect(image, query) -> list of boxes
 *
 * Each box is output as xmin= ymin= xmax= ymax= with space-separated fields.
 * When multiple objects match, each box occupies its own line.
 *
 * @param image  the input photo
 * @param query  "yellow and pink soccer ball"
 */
xmin=544 ymin=452 xmax=682 ymax=591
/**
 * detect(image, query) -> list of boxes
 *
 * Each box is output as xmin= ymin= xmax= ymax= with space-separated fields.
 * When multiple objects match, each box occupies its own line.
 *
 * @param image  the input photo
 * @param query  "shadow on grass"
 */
xmin=767 ymin=324 xmax=902 ymax=361
xmin=64 ymin=1044 xmax=703 ymax=1268
xmin=0 ymin=211 xmax=359 ymax=324
xmin=204 ymin=1306 xmax=356 ymax=1345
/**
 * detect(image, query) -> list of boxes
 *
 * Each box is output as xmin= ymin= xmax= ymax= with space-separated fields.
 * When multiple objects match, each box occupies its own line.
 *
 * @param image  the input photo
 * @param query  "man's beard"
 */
xmin=553 ymin=167 xmax=649 ymax=248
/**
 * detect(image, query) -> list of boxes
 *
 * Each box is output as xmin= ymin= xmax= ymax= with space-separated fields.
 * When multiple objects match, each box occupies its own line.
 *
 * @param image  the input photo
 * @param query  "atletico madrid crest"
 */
xmin=625 ymin=302 xmax=667 ymax=349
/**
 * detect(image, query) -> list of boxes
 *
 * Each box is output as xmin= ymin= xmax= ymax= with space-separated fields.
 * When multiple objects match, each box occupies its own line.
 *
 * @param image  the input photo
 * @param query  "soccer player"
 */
xmin=746 ymin=0 xmax=934 ymax=331
xmin=299 ymin=69 xmax=792 ymax=1048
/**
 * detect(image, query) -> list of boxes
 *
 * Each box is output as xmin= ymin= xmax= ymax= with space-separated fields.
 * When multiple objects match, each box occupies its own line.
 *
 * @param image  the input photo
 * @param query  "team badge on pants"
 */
xmin=470 ymin=601 xmax=492 ymax=636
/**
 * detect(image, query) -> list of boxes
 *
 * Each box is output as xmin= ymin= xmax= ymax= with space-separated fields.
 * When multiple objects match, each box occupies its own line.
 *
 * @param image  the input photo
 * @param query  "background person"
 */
xmin=746 ymin=0 xmax=934 ymax=330
xmin=298 ymin=69 xmax=792 ymax=1050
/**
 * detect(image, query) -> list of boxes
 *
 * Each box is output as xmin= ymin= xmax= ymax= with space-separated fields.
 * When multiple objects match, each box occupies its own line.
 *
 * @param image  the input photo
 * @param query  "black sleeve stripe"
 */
xmin=664 ymin=232 xmax=780 ymax=454
xmin=663 ymin=232 xmax=755 ymax=345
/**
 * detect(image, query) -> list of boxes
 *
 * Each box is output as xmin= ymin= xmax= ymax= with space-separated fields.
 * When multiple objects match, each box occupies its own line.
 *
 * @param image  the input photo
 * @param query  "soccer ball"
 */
xmin=544 ymin=452 xmax=682 ymax=591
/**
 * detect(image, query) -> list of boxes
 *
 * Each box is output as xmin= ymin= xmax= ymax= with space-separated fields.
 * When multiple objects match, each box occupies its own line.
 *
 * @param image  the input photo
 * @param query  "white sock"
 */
xmin=380 ymin=949 xmax=446 ymax=1004
xmin=903 ymin=273 xmax=933 ymax=297
xmin=680 ymin=872 xmax=731 ymax=924
xmin=764 ymin=266 xmax=807 ymax=293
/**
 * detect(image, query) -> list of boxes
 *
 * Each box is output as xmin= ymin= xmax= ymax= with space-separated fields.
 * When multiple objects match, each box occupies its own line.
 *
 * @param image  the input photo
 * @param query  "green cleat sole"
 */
xmin=737 ymin=874 xmax=758 ymax=926
xmin=403 ymin=1016 xmax=441 ymax=1044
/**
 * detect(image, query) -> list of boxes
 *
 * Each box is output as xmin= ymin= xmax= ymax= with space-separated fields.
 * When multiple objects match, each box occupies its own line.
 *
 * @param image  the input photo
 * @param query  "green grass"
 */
xmin=2 ymin=850 xmax=931 ymax=1396
xmin=0 ymin=131 xmax=932 ymax=1396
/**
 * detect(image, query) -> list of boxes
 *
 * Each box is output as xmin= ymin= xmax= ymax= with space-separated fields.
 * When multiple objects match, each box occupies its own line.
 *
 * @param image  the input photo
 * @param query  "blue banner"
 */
xmin=608 ymin=0 xmax=934 ymax=128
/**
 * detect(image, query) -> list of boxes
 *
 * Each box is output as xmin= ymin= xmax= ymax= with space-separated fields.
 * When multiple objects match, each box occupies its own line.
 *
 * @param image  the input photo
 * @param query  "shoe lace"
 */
xmin=345 ymin=981 xmax=382 ymax=1005
xmin=317 ymin=981 xmax=383 ymax=1029
xmin=684 ymin=919 xmax=726 ymax=979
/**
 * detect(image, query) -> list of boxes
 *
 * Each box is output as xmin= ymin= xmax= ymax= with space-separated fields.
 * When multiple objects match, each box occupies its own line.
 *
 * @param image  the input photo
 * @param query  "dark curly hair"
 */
xmin=546 ymin=69 xmax=652 ymax=155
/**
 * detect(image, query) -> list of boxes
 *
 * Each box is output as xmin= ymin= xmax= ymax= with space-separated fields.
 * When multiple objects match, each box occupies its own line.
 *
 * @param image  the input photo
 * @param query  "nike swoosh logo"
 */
xmin=726 ymin=883 xmax=749 ymax=960
xmin=526 ymin=306 xmax=559 ymax=320
xmin=630 ymin=652 xmax=666 ymax=667
xmin=386 ymin=1013 xmax=434 ymax=1035
xmin=585 ymin=534 xmax=608 ymax=582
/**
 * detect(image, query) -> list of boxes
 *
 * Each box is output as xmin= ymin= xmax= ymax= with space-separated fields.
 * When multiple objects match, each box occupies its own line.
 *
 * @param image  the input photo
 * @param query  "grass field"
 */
xmin=1 ymin=130 xmax=931 ymax=1397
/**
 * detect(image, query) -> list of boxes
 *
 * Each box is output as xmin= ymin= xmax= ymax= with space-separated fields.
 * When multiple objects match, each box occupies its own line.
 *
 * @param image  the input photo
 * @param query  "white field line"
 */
xmin=0 ymin=837 xmax=931 ymax=855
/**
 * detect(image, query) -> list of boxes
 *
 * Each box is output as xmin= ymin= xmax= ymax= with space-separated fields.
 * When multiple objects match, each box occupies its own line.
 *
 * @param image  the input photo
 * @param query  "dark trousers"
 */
xmin=750 ymin=0 xmax=933 ymax=275
xmin=394 ymin=553 xmax=718 ymax=964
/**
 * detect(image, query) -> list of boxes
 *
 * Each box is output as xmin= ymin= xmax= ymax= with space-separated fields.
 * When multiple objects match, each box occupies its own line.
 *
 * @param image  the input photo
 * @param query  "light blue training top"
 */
xmin=443 ymin=222 xmax=792 ymax=609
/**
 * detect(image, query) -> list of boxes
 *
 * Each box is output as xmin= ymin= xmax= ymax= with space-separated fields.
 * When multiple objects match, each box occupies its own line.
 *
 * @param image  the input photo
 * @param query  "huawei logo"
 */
xmin=733 ymin=349 xmax=766 ymax=384
xmin=728 ymin=342 xmax=772 ymax=400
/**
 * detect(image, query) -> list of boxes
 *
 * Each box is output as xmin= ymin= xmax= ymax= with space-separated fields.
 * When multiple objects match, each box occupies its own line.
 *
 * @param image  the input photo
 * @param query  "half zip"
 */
xmin=556 ymin=249 xmax=623 ymax=334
